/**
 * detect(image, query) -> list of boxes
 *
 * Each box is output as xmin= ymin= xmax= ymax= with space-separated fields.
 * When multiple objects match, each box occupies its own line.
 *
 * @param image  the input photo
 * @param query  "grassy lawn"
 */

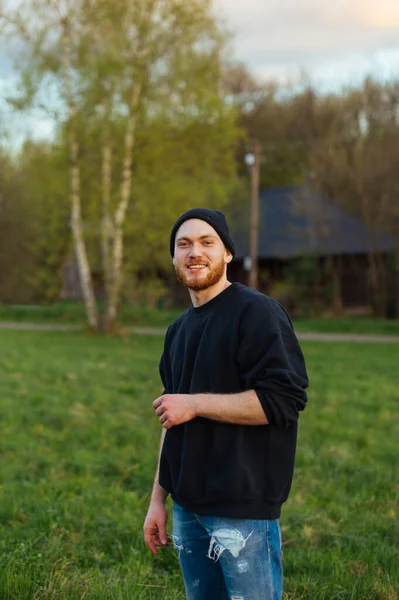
xmin=1 ymin=301 xmax=399 ymax=336
xmin=0 ymin=302 xmax=183 ymax=328
xmin=0 ymin=331 xmax=398 ymax=599
xmin=293 ymin=317 xmax=399 ymax=336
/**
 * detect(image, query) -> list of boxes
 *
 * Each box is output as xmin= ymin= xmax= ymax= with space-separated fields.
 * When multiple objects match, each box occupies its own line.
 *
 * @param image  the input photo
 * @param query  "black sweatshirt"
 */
xmin=158 ymin=282 xmax=309 ymax=520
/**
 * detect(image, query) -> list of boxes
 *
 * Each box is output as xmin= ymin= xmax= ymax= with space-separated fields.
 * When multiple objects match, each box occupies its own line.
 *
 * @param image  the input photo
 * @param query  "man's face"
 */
xmin=173 ymin=219 xmax=232 ymax=291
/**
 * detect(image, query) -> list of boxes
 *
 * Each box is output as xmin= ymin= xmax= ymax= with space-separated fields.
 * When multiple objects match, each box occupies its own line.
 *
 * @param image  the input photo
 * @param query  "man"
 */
xmin=143 ymin=208 xmax=309 ymax=600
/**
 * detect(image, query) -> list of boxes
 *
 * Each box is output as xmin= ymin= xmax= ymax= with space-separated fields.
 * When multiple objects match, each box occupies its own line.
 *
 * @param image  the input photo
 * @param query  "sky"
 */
xmin=215 ymin=0 xmax=399 ymax=89
xmin=1 ymin=0 xmax=399 ymax=147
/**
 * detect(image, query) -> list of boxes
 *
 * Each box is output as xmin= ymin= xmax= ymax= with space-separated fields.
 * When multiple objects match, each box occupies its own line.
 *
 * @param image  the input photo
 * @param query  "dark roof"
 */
xmin=232 ymin=186 xmax=396 ymax=259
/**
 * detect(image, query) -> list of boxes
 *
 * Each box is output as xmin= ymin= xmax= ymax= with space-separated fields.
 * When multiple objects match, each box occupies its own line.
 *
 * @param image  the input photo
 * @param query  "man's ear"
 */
xmin=225 ymin=251 xmax=233 ymax=264
xmin=172 ymin=257 xmax=176 ymax=265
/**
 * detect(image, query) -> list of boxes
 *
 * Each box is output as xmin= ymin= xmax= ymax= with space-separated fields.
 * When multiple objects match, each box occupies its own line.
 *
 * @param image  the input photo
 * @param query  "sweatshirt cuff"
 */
xmin=254 ymin=388 xmax=299 ymax=428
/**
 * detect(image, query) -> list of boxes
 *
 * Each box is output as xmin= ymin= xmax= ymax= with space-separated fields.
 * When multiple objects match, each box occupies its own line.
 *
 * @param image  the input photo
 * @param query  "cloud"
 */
xmin=217 ymin=0 xmax=399 ymax=31
xmin=357 ymin=0 xmax=399 ymax=27
xmin=215 ymin=0 xmax=399 ymax=83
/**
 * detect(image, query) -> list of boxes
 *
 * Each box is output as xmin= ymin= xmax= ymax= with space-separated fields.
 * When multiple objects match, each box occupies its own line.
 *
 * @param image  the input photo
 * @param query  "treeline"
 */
xmin=232 ymin=69 xmax=399 ymax=316
xmin=0 ymin=2 xmax=398 ymax=327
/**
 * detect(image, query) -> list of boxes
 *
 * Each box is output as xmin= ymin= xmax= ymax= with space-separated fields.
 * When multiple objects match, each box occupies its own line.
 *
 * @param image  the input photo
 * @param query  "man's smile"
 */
xmin=187 ymin=264 xmax=208 ymax=270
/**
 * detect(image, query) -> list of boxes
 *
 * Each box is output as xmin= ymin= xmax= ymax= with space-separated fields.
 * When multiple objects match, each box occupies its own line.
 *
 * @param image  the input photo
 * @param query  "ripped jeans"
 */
xmin=172 ymin=502 xmax=283 ymax=600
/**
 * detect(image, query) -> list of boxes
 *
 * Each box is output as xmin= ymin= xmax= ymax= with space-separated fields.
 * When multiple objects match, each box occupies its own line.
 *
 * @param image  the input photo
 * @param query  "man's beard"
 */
xmin=174 ymin=257 xmax=225 ymax=291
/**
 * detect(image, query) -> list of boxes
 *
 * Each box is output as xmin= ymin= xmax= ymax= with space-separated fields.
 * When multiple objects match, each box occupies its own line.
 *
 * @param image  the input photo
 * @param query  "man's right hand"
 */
xmin=143 ymin=501 xmax=170 ymax=555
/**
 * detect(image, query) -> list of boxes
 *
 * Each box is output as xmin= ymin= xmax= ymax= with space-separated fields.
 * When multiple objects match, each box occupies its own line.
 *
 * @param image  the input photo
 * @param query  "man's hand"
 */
xmin=153 ymin=394 xmax=197 ymax=429
xmin=143 ymin=501 xmax=171 ymax=555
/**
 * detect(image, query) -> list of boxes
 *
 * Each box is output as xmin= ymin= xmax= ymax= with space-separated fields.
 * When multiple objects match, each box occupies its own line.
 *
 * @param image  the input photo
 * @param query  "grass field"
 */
xmin=1 ymin=302 xmax=399 ymax=336
xmin=0 ymin=303 xmax=183 ymax=328
xmin=0 ymin=331 xmax=398 ymax=599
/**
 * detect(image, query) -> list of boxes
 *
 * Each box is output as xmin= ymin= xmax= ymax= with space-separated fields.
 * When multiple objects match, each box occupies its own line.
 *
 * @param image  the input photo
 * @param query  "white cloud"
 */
xmin=217 ymin=0 xmax=399 ymax=31
xmin=215 ymin=0 xmax=399 ymax=86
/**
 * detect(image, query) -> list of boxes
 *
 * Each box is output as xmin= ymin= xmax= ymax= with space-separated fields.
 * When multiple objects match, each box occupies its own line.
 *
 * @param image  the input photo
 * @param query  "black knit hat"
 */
xmin=170 ymin=208 xmax=235 ymax=258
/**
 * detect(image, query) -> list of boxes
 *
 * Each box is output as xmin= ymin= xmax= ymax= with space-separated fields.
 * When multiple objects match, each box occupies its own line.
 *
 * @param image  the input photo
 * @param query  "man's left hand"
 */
xmin=153 ymin=394 xmax=198 ymax=429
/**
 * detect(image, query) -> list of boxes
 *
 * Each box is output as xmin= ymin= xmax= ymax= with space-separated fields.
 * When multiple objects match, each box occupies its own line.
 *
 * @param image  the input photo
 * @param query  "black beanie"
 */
xmin=170 ymin=208 xmax=235 ymax=258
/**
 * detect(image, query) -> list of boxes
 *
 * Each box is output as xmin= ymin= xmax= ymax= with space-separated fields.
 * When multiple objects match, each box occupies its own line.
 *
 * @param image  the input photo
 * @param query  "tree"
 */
xmin=1 ymin=0 xmax=239 ymax=331
xmin=307 ymin=79 xmax=399 ymax=317
xmin=18 ymin=141 xmax=70 ymax=303
xmin=229 ymin=71 xmax=399 ymax=316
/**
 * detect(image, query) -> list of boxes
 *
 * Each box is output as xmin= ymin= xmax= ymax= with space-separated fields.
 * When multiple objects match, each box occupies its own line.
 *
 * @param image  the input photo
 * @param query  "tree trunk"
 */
xmin=104 ymin=80 xmax=142 ymax=333
xmin=101 ymin=143 xmax=113 ymax=301
xmin=62 ymin=18 xmax=98 ymax=330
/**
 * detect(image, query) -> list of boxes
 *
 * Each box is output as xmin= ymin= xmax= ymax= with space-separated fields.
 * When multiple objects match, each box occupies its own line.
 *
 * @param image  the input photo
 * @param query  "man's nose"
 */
xmin=189 ymin=244 xmax=202 ymax=257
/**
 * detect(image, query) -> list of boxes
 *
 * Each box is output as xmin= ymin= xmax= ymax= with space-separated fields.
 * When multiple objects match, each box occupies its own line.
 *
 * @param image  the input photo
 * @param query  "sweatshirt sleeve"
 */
xmin=237 ymin=296 xmax=309 ymax=428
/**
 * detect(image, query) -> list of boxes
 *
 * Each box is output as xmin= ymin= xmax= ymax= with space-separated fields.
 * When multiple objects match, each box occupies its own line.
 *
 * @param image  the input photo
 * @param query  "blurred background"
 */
xmin=1 ymin=0 xmax=399 ymax=331
xmin=1 ymin=4 xmax=399 ymax=599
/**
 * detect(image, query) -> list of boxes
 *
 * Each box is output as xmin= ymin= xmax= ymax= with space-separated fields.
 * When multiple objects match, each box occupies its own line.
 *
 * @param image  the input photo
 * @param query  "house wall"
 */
xmin=230 ymin=254 xmax=375 ymax=314
xmin=339 ymin=254 xmax=371 ymax=308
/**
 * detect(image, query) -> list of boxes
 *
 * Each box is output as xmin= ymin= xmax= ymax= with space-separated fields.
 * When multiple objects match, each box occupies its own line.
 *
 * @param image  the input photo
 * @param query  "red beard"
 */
xmin=174 ymin=257 xmax=225 ymax=291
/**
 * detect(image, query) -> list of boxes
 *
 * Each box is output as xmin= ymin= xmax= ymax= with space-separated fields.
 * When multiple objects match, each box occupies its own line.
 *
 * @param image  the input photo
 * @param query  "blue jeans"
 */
xmin=172 ymin=502 xmax=283 ymax=600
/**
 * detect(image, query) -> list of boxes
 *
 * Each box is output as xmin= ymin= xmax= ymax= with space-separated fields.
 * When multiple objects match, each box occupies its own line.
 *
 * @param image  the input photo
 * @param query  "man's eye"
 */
xmin=178 ymin=243 xmax=188 ymax=247
xmin=203 ymin=241 xmax=212 ymax=245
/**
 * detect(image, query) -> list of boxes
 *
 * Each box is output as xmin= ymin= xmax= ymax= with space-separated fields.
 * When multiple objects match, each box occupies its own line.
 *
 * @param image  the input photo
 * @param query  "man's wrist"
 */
xmin=193 ymin=393 xmax=210 ymax=419
xmin=151 ymin=492 xmax=168 ymax=505
xmin=150 ymin=495 xmax=168 ymax=504
xmin=151 ymin=482 xmax=168 ymax=504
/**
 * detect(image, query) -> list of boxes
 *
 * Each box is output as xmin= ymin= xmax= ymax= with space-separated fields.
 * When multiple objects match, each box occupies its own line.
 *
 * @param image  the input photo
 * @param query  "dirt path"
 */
xmin=295 ymin=331 xmax=399 ymax=344
xmin=1 ymin=321 xmax=399 ymax=343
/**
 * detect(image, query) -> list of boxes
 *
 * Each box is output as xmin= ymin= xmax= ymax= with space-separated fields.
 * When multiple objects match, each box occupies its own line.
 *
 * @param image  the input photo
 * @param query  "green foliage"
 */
xmin=123 ymin=112 xmax=240 ymax=274
xmin=2 ymin=0 xmax=241 ymax=309
xmin=0 ymin=152 xmax=33 ymax=303
xmin=123 ymin=277 xmax=169 ymax=310
xmin=0 ymin=331 xmax=398 ymax=598
xmin=0 ymin=146 xmax=69 ymax=304
xmin=0 ymin=139 xmax=70 ymax=305
xmin=78 ymin=107 xmax=240 ymax=275
xmin=14 ymin=142 xmax=70 ymax=303
xmin=268 ymin=255 xmax=334 ymax=318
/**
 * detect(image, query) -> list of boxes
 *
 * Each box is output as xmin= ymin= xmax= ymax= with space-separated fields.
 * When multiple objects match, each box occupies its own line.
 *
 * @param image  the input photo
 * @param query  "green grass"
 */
xmin=0 ymin=331 xmax=398 ymax=599
xmin=0 ymin=301 xmax=183 ymax=328
xmin=294 ymin=317 xmax=399 ymax=336
xmin=1 ymin=302 xmax=399 ymax=336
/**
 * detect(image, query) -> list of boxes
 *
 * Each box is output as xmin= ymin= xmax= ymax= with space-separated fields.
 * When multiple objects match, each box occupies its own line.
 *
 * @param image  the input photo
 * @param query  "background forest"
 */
xmin=0 ymin=1 xmax=398 ymax=330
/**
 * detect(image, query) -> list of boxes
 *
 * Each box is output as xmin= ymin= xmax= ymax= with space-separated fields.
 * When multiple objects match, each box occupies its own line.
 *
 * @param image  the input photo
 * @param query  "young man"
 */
xmin=143 ymin=208 xmax=309 ymax=600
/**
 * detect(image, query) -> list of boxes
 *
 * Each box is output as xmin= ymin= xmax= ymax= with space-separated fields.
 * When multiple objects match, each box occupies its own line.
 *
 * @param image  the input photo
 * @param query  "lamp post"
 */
xmin=245 ymin=141 xmax=260 ymax=289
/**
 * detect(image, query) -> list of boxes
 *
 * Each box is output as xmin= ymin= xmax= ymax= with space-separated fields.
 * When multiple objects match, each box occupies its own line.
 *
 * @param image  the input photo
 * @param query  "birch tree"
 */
xmin=2 ymin=0 xmax=236 ymax=331
xmin=82 ymin=0 xmax=233 ymax=331
xmin=1 ymin=0 xmax=100 ymax=327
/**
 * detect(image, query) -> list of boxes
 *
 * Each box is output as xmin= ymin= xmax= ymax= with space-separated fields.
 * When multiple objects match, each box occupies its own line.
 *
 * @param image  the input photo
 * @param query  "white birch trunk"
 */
xmin=101 ymin=143 xmax=113 ymax=300
xmin=62 ymin=18 xmax=99 ymax=330
xmin=105 ymin=80 xmax=142 ymax=332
